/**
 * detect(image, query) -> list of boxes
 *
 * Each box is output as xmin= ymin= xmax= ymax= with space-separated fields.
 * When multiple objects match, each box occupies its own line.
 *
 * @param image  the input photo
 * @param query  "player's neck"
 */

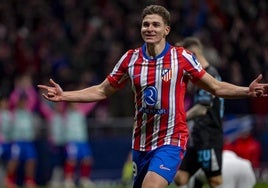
xmin=146 ymin=41 xmax=166 ymax=58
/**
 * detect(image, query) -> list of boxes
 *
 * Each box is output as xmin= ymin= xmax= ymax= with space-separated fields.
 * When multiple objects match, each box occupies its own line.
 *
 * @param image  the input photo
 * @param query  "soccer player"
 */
xmin=38 ymin=5 xmax=268 ymax=188
xmin=173 ymin=37 xmax=224 ymax=188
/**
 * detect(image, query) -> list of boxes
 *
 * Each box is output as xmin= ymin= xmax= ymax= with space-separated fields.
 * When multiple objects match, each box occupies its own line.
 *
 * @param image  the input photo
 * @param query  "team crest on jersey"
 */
xmin=161 ymin=68 xmax=172 ymax=82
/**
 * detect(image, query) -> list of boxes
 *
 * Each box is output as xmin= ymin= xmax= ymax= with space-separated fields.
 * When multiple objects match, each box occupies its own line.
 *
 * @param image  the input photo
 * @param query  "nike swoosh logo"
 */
xmin=159 ymin=164 xmax=171 ymax=171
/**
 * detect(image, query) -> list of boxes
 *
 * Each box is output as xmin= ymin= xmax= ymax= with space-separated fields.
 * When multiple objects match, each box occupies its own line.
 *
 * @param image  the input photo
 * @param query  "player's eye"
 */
xmin=143 ymin=22 xmax=149 ymax=27
xmin=152 ymin=22 xmax=161 ymax=27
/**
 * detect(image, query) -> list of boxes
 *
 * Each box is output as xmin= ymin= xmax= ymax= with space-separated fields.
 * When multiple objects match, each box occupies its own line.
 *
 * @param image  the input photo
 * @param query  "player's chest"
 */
xmin=129 ymin=60 xmax=179 ymax=87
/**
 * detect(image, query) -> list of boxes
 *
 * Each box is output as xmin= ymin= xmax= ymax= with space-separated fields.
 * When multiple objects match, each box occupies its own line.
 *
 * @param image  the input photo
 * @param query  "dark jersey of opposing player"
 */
xmin=189 ymin=65 xmax=224 ymax=149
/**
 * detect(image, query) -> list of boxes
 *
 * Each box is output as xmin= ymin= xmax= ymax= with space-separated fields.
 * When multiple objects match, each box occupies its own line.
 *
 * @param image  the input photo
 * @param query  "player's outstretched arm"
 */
xmin=196 ymin=73 xmax=268 ymax=99
xmin=38 ymin=78 xmax=118 ymax=103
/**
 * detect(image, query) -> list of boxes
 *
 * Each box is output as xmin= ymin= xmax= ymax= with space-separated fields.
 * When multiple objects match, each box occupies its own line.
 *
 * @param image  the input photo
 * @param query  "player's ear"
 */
xmin=164 ymin=26 xmax=170 ymax=36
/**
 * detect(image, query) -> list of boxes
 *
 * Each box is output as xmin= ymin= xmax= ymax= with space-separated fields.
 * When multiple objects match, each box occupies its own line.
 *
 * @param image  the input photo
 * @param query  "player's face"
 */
xmin=141 ymin=14 xmax=170 ymax=45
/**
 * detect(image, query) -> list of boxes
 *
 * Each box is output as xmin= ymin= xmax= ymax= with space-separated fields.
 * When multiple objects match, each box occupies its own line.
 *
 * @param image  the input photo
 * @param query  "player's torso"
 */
xmin=109 ymin=44 xmax=205 ymax=151
xmin=127 ymin=46 xmax=189 ymax=151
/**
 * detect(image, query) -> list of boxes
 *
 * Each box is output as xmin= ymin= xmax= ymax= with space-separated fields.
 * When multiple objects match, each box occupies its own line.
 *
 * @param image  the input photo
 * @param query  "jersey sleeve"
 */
xmin=180 ymin=48 xmax=206 ymax=83
xmin=107 ymin=50 xmax=133 ymax=88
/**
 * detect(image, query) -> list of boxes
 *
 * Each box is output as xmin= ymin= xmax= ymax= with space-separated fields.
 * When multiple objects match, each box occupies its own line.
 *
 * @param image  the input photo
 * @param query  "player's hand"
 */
xmin=37 ymin=79 xmax=63 ymax=102
xmin=249 ymin=74 xmax=268 ymax=97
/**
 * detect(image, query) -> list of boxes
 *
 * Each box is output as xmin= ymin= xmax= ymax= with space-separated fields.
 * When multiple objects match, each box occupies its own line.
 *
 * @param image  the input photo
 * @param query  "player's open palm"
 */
xmin=38 ymin=79 xmax=63 ymax=102
xmin=249 ymin=74 xmax=268 ymax=97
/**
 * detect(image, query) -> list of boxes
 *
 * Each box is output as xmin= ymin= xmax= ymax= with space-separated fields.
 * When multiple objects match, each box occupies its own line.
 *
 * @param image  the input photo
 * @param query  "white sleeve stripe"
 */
xmin=182 ymin=49 xmax=203 ymax=72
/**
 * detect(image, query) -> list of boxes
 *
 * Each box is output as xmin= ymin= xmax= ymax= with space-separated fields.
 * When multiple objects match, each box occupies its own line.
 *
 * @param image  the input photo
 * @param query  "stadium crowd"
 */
xmin=0 ymin=0 xmax=268 ymax=187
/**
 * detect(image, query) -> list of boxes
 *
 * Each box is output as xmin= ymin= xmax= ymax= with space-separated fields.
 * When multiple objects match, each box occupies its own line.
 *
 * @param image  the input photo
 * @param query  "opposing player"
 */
xmin=174 ymin=37 xmax=224 ymax=188
xmin=38 ymin=5 xmax=268 ymax=188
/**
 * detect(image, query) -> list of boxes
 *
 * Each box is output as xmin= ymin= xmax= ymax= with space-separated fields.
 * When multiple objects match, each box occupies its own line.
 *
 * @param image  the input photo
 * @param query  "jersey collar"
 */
xmin=142 ymin=42 xmax=171 ymax=60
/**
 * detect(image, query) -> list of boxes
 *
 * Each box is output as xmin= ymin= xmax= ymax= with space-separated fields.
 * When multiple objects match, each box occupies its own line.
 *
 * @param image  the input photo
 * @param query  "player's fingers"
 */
xmin=37 ymin=85 xmax=49 ymax=90
xmin=47 ymin=89 xmax=56 ymax=95
xmin=42 ymin=93 xmax=49 ymax=100
xmin=47 ymin=93 xmax=55 ymax=99
xmin=49 ymin=78 xmax=63 ymax=93
xmin=263 ymin=83 xmax=268 ymax=88
xmin=255 ymin=74 xmax=263 ymax=82
xmin=49 ymin=78 xmax=58 ymax=86
xmin=38 ymin=85 xmax=55 ymax=95
xmin=255 ymin=84 xmax=268 ymax=93
xmin=256 ymin=90 xmax=263 ymax=97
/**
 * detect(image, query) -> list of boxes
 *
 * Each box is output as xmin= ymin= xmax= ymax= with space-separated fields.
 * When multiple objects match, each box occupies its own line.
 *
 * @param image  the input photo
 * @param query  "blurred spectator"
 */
xmin=63 ymin=101 xmax=97 ymax=188
xmin=0 ymin=93 xmax=12 ymax=166
xmin=223 ymin=115 xmax=262 ymax=169
xmin=5 ymin=92 xmax=40 ymax=188
xmin=9 ymin=74 xmax=38 ymax=112
xmin=39 ymin=101 xmax=67 ymax=188
xmin=181 ymin=0 xmax=208 ymax=36
xmin=3 ymin=74 xmax=40 ymax=188
xmin=231 ymin=130 xmax=262 ymax=169
xmin=223 ymin=60 xmax=251 ymax=115
xmin=0 ymin=93 xmax=12 ymax=187
xmin=249 ymin=96 xmax=268 ymax=134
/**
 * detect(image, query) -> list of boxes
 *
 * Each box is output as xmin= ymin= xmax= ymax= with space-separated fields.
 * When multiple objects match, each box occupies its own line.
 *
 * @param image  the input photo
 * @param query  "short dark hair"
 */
xmin=178 ymin=37 xmax=203 ymax=51
xmin=141 ymin=5 xmax=170 ymax=26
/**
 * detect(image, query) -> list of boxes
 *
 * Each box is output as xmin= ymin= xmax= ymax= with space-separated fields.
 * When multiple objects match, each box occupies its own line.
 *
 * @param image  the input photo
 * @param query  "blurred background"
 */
xmin=0 ymin=0 xmax=267 ymax=187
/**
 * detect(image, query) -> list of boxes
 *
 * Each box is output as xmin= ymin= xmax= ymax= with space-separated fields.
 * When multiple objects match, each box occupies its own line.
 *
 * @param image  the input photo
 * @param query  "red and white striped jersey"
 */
xmin=107 ymin=43 xmax=205 ymax=151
